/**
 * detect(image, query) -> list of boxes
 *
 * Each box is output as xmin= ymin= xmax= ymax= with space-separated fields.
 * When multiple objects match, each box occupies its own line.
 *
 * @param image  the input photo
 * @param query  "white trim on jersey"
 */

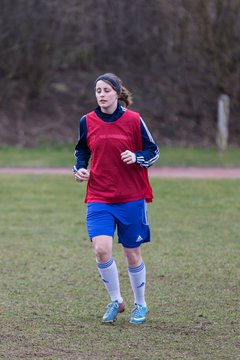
xmin=140 ymin=117 xmax=154 ymax=142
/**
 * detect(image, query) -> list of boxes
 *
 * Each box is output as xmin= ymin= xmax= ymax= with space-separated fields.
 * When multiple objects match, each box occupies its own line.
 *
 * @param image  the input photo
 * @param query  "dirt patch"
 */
xmin=149 ymin=167 xmax=240 ymax=179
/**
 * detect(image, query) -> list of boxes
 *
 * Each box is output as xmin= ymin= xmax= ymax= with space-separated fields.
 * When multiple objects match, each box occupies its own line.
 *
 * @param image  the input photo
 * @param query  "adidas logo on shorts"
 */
xmin=136 ymin=235 xmax=143 ymax=242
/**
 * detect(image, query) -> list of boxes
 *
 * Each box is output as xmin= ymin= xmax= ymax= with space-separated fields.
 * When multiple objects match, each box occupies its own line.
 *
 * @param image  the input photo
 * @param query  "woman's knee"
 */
xmin=92 ymin=235 xmax=112 ymax=263
xmin=124 ymin=247 xmax=142 ymax=267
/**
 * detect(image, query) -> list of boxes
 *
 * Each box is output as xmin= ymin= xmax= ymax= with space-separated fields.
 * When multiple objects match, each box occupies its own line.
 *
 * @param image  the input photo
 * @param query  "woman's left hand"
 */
xmin=121 ymin=150 xmax=136 ymax=165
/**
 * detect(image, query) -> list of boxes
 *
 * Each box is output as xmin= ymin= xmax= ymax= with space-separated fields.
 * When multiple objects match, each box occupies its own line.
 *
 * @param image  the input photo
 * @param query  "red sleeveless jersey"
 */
xmin=85 ymin=109 xmax=153 ymax=203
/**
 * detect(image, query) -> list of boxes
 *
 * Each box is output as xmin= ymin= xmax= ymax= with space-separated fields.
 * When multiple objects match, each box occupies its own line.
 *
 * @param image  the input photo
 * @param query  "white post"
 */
xmin=217 ymin=94 xmax=230 ymax=151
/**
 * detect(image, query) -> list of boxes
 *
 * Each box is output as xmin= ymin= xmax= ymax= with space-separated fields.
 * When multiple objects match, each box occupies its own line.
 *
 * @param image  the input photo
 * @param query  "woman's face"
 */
xmin=95 ymin=80 xmax=118 ymax=113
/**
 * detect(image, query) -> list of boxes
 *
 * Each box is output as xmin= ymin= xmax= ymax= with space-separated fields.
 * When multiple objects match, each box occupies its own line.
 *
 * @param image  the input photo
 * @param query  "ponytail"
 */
xmin=118 ymin=86 xmax=132 ymax=107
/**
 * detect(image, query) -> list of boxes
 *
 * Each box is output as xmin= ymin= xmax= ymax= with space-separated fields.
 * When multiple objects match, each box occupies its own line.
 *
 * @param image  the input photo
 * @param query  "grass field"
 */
xmin=0 ymin=175 xmax=239 ymax=359
xmin=1 ymin=145 xmax=240 ymax=167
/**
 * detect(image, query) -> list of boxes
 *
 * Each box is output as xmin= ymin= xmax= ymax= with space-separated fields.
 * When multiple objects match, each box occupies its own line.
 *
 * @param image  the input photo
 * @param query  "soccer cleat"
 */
xmin=102 ymin=300 xmax=125 ymax=323
xmin=130 ymin=303 xmax=148 ymax=324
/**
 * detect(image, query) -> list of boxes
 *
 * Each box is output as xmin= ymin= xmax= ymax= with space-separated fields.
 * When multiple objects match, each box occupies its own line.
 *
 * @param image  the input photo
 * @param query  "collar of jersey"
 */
xmin=95 ymin=103 xmax=126 ymax=122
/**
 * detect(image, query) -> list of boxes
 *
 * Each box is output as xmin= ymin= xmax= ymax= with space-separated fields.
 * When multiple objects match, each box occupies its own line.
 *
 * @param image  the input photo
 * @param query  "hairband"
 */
xmin=95 ymin=75 xmax=121 ymax=94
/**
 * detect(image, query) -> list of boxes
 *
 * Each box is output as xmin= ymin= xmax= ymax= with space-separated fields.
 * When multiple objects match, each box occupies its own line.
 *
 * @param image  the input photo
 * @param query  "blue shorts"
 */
xmin=86 ymin=199 xmax=150 ymax=248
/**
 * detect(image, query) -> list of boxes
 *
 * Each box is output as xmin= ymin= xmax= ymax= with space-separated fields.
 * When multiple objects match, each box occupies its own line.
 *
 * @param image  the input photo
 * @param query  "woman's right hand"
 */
xmin=75 ymin=168 xmax=90 ymax=182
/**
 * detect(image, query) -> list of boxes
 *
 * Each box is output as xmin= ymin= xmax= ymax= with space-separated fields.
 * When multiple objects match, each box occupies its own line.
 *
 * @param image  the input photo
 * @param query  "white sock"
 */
xmin=97 ymin=257 xmax=123 ymax=304
xmin=128 ymin=261 xmax=147 ymax=307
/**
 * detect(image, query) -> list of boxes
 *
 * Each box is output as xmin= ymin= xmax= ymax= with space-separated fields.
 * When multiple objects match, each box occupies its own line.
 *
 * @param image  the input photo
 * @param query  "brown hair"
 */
xmin=96 ymin=73 xmax=133 ymax=107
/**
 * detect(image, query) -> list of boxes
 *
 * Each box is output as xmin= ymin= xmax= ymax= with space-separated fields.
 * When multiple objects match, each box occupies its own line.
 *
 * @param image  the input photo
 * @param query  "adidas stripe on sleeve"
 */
xmin=135 ymin=118 xmax=159 ymax=168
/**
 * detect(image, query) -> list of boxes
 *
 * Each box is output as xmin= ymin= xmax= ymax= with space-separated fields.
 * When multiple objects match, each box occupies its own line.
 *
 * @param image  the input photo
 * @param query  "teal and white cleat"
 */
xmin=130 ymin=304 xmax=148 ymax=324
xmin=102 ymin=300 xmax=125 ymax=323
